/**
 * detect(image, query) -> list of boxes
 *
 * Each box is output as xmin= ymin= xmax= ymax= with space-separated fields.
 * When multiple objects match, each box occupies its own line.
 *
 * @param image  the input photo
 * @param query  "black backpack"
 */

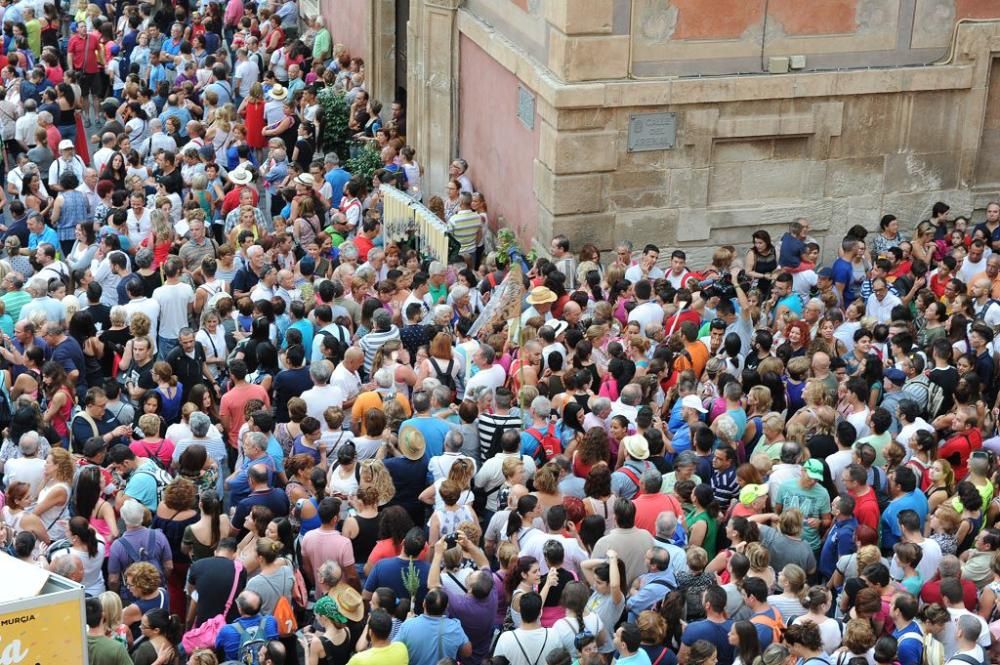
xmin=430 ymin=357 xmax=456 ymax=392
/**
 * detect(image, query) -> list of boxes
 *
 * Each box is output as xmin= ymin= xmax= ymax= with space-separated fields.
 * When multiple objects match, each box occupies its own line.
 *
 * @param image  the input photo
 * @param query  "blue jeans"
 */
xmin=157 ymin=335 xmax=178 ymax=360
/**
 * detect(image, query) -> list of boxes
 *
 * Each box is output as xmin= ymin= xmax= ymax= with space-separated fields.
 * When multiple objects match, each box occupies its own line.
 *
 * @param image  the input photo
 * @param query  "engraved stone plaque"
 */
xmin=628 ymin=112 xmax=677 ymax=151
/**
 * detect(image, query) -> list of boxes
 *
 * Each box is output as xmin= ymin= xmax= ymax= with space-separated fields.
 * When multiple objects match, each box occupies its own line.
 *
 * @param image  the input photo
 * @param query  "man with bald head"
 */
xmin=972 ymin=271 xmax=1000 ymax=327
xmin=562 ymin=301 xmax=583 ymax=331
xmin=92 ymin=132 xmax=118 ymax=174
xmin=810 ymin=351 xmax=838 ymax=398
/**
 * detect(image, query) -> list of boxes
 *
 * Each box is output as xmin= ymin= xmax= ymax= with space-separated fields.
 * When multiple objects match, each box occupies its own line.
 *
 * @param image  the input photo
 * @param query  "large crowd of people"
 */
xmin=0 ymin=2 xmax=999 ymax=665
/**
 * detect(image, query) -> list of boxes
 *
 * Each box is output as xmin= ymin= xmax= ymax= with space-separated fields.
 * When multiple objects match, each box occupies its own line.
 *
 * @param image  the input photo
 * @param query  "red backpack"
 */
xmin=525 ymin=425 xmax=560 ymax=464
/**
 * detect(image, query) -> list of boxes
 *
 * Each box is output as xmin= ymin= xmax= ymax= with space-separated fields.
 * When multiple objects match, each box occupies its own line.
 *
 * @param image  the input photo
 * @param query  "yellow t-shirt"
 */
xmin=347 ymin=642 xmax=408 ymax=665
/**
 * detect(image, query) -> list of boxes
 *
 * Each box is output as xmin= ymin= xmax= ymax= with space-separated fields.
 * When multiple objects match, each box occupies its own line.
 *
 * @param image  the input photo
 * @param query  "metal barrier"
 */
xmin=380 ymin=185 xmax=450 ymax=263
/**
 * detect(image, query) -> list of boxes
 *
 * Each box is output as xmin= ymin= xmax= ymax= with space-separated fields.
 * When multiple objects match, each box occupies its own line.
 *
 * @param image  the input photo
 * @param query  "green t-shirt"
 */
xmin=313 ymin=28 xmax=331 ymax=61
xmin=857 ymin=431 xmax=891 ymax=466
xmin=776 ymin=478 xmax=831 ymax=551
xmin=87 ymin=636 xmax=131 ymax=665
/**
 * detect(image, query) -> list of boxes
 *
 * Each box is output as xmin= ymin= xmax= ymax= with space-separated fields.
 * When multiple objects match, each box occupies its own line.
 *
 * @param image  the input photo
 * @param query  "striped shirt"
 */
xmin=476 ymin=412 xmax=523 ymax=460
xmin=358 ymin=325 xmax=401 ymax=375
xmin=448 ymin=209 xmax=481 ymax=253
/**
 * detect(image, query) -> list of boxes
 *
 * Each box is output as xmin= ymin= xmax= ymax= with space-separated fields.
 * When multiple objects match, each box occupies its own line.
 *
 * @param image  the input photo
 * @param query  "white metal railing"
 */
xmin=380 ymin=185 xmax=449 ymax=263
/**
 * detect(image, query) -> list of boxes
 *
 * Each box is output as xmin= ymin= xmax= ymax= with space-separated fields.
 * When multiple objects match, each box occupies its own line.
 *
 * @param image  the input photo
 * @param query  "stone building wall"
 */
xmin=325 ymin=0 xmax=1000 ymax=263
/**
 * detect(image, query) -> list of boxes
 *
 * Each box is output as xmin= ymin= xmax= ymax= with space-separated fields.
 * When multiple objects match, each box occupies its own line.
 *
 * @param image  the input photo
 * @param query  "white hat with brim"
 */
xmin=623 ymin=434 xmax=649 ymax=460
xmin=229 ymin=169 xmax=253 ymax=185
xmin=58 ymin=139 xmax=74 ymax=151
xmin=526 ymin=286 xmax=557 ymax=306
xmin=268 ymin=84 xmax=288 ymax=101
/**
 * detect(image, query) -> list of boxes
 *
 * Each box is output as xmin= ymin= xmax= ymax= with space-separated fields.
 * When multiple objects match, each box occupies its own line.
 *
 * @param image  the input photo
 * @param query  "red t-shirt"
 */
xmin=219 ymin=383 xmax=270 ymax=447
xmin=634 ymin=493 xmax=684 ymax=536
xmin=939 ymin=431 xmax=981 ymax=481
xmin=354 ymin=234 xmax=374 ymax=262
xmin=68 ymin=31 xmax=102 ymax=74
xmin=222 ymin=184 xmax=260 ymax=217
xmin=852 ymin=487 xmax=880 ymax=532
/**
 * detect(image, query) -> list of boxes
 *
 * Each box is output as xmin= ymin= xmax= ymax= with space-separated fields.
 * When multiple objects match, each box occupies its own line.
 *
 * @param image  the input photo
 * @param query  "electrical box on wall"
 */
xmin=790 ymin=55 xmax=807 ymax=70
xmin=768 ymin=56 xmax=790 ymax=73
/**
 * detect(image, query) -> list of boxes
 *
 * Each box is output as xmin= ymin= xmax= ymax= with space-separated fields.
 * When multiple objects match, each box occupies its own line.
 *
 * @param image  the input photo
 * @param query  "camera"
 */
xmin=444 ymin=533 xmax=459 ymax=549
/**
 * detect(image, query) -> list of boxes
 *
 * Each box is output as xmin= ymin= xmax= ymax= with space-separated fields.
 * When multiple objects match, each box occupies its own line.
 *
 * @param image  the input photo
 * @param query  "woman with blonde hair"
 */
xmin=240 ymin=82 xmax=266 ymax=154
xmin=370 ymin=338 xmax=418 ymax=395
xmin=927 ymin=458 xmax=956 ymax=513
xmin=143 ymin=209 xmax=175 ymax=269
xmin=831 ymin=618 xmax=877 ymax=665
xmin=246 ymin=537 xmax=293 ymax=616
xmin=744 ymin=542 xmax=776 ymax=591
xmin=359 ymin=459 xmax=396 ymax=507
xmin=419 ymin=457 xmax=475 ymax=511
xmin=120 ymin=314 xmax=155 ymax=368
xmin=767 ymin=564 xmax=808 ymax=621
xmin=532 ymin=461 xmax=564 ymax=513
xmin=120 ymin=561 xmax=167 ymax=639
xmin=34 ymin=447 xmax=74 ymax=541
xmin=742 ymin=385 xmax=773 ymax=449
xmin=99 ymin=590 xmax=130 ymax=648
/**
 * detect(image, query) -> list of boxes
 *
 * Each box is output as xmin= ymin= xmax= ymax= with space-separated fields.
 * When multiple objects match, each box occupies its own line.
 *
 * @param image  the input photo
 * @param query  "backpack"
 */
xmin=119 ymin=529 xmax=161 ymax=573
xmin=138 ymin=441 xmax=168 ymax=472
xmin=617 ymin=465 xmax=646 ymax=497
xmin=925 ymin=380 xmax=946 ymax=420
xmin=430 ymin=356 xmax=456 ymax=393
xmin=872 ymin=467 xmax=891 ymax=513
xmin=751 ymin=607 xmax=786 ymax=645
xmin=257 ymin=571 xmax=297 ymax=636
xmin=316 ymin=329 xmax=346 ymax=364
xmin=134 ymin=464 xmax=172 ymax=506
xmin=235 ymin=617 xmax=269 ymax=665
xmin=524 ymin=425 xmax=559 ymax=465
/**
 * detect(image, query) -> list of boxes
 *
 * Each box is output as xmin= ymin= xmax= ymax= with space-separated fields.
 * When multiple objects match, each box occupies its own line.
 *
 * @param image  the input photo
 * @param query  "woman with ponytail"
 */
xmin=65 ymin=515 xmax=105 ymax=595
xmin=182 ymin=491 xmax=230 ymax=563
xmin=130 ymin=607 xmax=183 ymax=665
xmin=152 ymin=361 xmax=183 ymax=424
xmin=246 ymin=537 xmax=294 ymax=616
xmin=505 ymin=494 xmax=541 ymax=548
xmin=793 ymin=586 xmax=844 ymax=655
xmin=766 ymin=563 xmax=808 ymax=621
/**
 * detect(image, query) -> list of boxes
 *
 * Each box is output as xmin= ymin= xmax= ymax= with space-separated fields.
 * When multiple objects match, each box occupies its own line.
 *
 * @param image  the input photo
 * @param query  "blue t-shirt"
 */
xmin=124 ymin=459 xmax=163 ymax=511
xmin=325 ymin=168 xmax=352 ymax=208
xmin=394 ymin=614 xmax=469 ymax=665
xmin=831 ymin=257 xmax=856 ymax=304
xmin=819 ymin=517 xmax=857 ymax=579
xmin=365 ymin=557 xmax=430 ymax=608
xmin=892 ymin=622 xmax=923 ymax=665
xmin=681 ymin=619 xmax=734 ymax=665
xmin=399 ymin=416 xmax=452 ymax=458
xmin=215 ymin=616 xmax=279 ymax=661
xmin=232 ymin=488 xmax=289 ymax=539
xmin=779 ymin=233 xmax=805 ymax=268
xmin=881 ymin=491 xmax=929 ymax=550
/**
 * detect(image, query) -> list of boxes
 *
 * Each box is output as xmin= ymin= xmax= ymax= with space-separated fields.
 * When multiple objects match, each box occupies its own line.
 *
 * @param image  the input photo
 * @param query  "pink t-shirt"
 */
xmin=300 ymin=528 xmax=355 ymax=591
xmin=130 ymin=439 xmax=175 ymax=469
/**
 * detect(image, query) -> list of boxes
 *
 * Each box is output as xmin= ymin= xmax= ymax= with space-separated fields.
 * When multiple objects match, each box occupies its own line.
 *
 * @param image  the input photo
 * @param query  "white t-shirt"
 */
xmin=494 ymin=628 xmax=560 ymax=665
xmin=624 ymin=265 xmax=665 ymax=283
xmin=628 ymin=301 xmax=665 ymax=335
xmin=124 ymin=297 xmax=161 ymax=339
xmin=152 ymin=282 xmax=194 ymax=339
xmin=464 ymin=363 xmax=507 ymax=397
xmin=792 ymin=269 xmax=818 ymax=298
xmin=4 ymin=457 xmax=45 ymax=500
xmin=234 ymin=59 xmax=260 ymax=97
xmin=302 ymin=384 xmax=345 ymax=422
xmin=941 ymin=608 xmax=990 ymax=658
xmin=847 ymin=407 xmax=871 ymax=439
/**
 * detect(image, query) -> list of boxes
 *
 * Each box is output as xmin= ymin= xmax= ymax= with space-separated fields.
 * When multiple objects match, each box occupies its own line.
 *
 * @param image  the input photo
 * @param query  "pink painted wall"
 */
xmin=319 ymin=0 xmax=370 ymax=62
xmin=458 ymin=35 xmax=540 ymax=239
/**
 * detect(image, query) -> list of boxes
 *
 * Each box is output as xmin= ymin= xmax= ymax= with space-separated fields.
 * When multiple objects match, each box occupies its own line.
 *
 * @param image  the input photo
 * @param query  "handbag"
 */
xmin=181 ymin=560 xmax=243 ymax=653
